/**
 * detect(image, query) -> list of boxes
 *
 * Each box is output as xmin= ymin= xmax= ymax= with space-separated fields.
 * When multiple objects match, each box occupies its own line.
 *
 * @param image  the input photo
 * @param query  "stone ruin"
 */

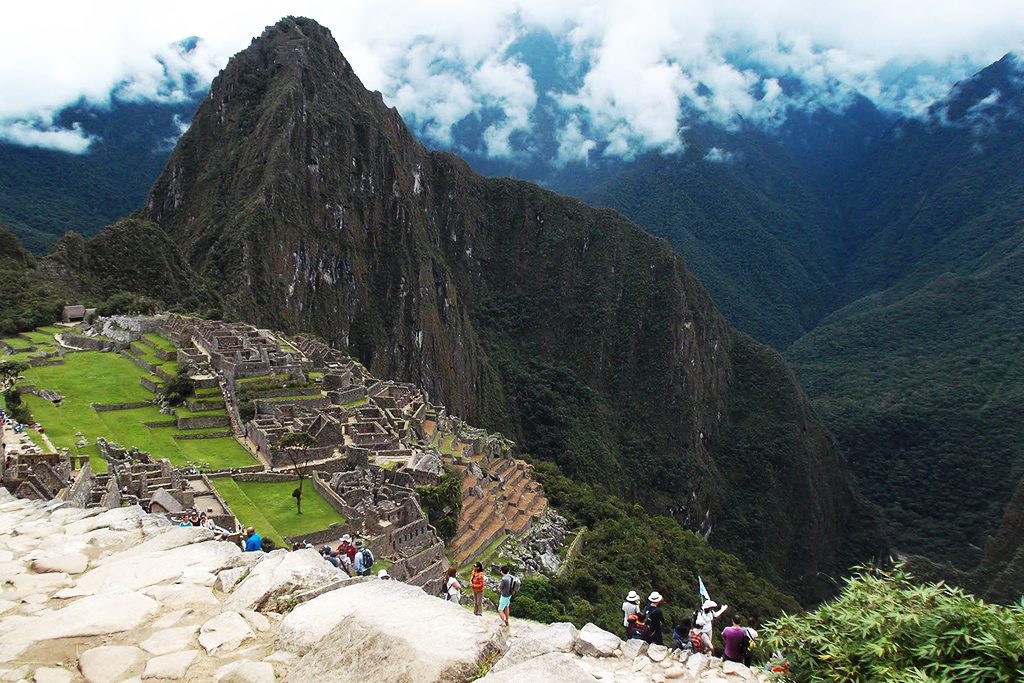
xmin=315 ymin=466 xmax=447 ymax=591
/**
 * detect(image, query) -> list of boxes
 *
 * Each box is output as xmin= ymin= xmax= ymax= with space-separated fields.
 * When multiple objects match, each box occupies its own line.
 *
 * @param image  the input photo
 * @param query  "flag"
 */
xmin=698 ymin=576 xmax=710 ymax=602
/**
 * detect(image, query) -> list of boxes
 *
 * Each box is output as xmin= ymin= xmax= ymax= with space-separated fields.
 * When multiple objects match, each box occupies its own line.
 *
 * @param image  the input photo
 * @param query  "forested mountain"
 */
xmin=0 ymin=97 xmax=202 ymax=253
xmin=130 ymin=17 xmax=880 ymax=599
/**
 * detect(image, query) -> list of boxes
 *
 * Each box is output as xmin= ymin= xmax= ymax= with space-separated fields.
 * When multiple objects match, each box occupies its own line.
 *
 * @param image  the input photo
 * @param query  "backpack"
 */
xmin=741 ymin=627 xmax=756 ymax=656
xmin=626 ymin=620 xmax=651 ymax=641
xmin=509 ymin=575 xmax=522 ymax=597
xmin=689 ymin=630 xmax=703 ymax=653
xmin=360 ymin=547 xmax=374 ymax=568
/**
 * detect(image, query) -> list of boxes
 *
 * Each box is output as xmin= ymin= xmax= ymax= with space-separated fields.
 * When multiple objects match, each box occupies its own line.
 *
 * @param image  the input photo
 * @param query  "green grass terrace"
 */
xmin=211 ymin=477 xmax=346 ymax=548
xmin=18 ymin=350 xmax=255 ymax=472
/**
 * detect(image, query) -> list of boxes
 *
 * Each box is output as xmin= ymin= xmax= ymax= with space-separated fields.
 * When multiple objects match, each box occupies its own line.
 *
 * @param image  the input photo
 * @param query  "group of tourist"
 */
xmin=177 ymin=509 xmax=232 ymax=540
xmin=623 ymin=591 xmax=759 ymax=665
xmin=314 ymin=534 xmax=379 ymax=578
xmin=443 ymin=562 xmax=521 ymax=627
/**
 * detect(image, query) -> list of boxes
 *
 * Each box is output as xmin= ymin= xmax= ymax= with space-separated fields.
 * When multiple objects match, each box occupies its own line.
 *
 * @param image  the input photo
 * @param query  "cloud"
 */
xmin=703 ymin=147 xmax=737 ymax=163
xmin=0 ymin=120 xmax=95 ymax=154
xmin=1 ymin=0 xmax=1023 ymax=160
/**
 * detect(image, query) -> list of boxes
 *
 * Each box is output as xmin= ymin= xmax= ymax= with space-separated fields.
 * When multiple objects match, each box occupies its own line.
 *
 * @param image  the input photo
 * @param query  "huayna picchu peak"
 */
xmin=121 ymin=16 xmax=883 ymax=599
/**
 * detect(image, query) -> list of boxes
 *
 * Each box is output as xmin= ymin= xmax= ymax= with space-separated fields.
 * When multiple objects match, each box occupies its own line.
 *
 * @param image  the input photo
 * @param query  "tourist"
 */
xmin=320 ymin=545 xmax=340 ymax=568
xmin=178 ymin=515 xmax=193 ymax=527
xmin=625 ymin=612 xmax=652 ymax=641
xmin=338 ymin=534 xmax=356 ymax=564
xmin=243 ymin=527 xmax=262 ymax=552
xmin=645 ymin=592 xmax=666 ymax=645
xmin=497 ymin=565 xmax=513 ymax=627
xmin=353 ymin=540 xmax=373 ymax=576
xmin=622 ymin=590 xmax=641 ymax=638
xmin=377 ymin=568 xmax=391 ymax=580
xmin=470 ymin=562 xmax=486 ymax=616
xmin=338 ymin=549 xmax=353 ymax=576
xmin=722 ymin=614 xmax=750 ymax=663
xmin=671 ymin=619 xmax=691 ymax=652
xmin=696 ymin=599 xmax=728 ymax=654
xmin=444 ymin=566 xmax=462 ymax=603
xmin=743 ymin=616 xmax=759 ymax=667
xmin=689 ymin=620 xmax=705 ymax=654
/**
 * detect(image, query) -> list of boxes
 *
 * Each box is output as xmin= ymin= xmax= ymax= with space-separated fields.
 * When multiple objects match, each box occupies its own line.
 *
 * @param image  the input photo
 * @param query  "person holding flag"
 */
xmin=695 ymin=576 xmax=728 ymax=654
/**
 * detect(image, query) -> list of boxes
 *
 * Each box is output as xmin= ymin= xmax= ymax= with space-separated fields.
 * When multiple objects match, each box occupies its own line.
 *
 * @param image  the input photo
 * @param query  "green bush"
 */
xmin=764 ymin=564 xmax=1024 ymax=682
xmin=416 ymin=468 xmax=462 ymax=542
xmin=162 ymin=370 xmax=195 ymax=406
xmin=4 ymin=388 xmax=31 ymax=424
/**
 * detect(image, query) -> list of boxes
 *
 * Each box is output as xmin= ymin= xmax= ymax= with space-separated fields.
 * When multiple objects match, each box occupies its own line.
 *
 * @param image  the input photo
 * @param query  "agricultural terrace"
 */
xmin=15 ymin=344 xmax=256 ymax=472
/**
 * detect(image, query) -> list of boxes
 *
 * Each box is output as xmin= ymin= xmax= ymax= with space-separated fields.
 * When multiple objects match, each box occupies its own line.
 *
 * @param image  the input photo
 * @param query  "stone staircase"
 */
xmin=446 ymin=439 xmax=548 ymax=567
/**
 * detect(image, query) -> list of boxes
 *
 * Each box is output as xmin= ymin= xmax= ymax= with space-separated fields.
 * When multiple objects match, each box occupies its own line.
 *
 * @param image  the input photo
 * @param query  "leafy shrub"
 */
xmin=416 ymin=468 xmax=462 ymax=542
xmin=4 ymin=388 xmax=31 ymax=424
xmin=764 ymin=564 xmax=1024 ymax=682
xmin=162 ymin=370 xmax=195 ymax=406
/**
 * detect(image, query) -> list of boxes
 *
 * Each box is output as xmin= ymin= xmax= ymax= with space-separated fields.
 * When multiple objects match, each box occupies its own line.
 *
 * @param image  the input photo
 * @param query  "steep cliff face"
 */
xmin=141 ymin=17 xmax=880 ymax=597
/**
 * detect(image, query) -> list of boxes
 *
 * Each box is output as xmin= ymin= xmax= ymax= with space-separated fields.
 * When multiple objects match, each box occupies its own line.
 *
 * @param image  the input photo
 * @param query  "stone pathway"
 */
xmin=0 ymin=488 xmax=770 ymax=683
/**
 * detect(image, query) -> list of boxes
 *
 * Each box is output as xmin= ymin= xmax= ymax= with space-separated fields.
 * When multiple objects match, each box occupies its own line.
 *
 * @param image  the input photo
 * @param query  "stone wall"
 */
xmin=63 ymin=335 xmax=127 ymax=352
xmin=140 ymin=377 xmax=161 ymax=393
xmin=93 ymin=401 xmax=153 ymax=412
xmin=99 ymin=476 xmax=121 ymax=509
xmin=60 ymin=462 xmax=94 ymax=509
xmin=177 ymin=414 xmax=230 ymax=430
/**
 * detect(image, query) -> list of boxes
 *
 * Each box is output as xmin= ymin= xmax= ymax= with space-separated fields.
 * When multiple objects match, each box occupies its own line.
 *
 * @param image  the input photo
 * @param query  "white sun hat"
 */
xmin=648 ymin=591 xmax=664 ymax=604
xmin=702 ymin=599 xmax=718 ymax=610
xmin=626 ymin=590 xmax=640 ymax=603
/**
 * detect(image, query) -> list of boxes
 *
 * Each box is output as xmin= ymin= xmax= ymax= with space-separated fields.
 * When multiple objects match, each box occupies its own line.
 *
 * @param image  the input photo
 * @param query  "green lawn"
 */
xmin=18 ymin=351 xmax=255 ymax=471
xmin=211 ymin=477 xmax=346 ymax=548
xmin=2 ymin=336 xmax=34 ymax=352
xmin=142 ymin=333 xmax=177 ymax=353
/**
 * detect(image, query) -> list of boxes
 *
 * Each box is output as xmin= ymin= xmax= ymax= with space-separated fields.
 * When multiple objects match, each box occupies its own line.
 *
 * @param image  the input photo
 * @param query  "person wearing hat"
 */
xmin=337 ymin=534 xmax=356 ymax=564
xmin=645 ymin=592 xmax=667 ymax=645
xmin=622 ymin=590 xmax=642 ymax=638
xmin=377 ymin=568 xmax=391 ymax=580
xmin=696 ymin=598 xmax=728 ymax=654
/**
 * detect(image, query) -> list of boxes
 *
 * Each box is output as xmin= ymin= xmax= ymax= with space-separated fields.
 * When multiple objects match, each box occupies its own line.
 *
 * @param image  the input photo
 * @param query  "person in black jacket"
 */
xmin=645 ymin=591 xmax=666 ymax=645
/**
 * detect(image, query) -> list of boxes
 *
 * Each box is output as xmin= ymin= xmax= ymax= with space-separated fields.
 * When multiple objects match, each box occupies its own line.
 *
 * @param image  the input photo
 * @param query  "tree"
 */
xmin=275 ymin=431 xmax=317 ymax=514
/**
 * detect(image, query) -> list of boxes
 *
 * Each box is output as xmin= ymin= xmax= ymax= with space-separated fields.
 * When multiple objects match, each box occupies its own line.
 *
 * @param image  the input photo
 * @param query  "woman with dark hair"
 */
xmin=444 ymin=566 xmax=462 ymax=603
xmin=470 ymin=562 xmax=486 ymax=615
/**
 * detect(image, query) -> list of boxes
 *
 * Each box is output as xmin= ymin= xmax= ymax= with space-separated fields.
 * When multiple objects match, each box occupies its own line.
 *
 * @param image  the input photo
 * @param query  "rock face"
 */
xmin=278 ymin=579 xmax=504 ymax=682
xmin=0 ymin=343 xmax=771 ymax=683
xmin=135 ymin=15 xmax=878 ymax=597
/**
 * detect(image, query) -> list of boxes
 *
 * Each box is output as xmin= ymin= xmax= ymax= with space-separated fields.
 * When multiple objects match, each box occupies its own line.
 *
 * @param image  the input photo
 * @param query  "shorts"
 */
xmin=498 ymin=595 xmax=511 ymax=612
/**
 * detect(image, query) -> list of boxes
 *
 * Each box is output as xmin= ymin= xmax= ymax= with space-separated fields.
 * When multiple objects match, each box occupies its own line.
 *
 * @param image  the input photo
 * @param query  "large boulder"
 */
xmin=478 ymin=652 xmax=595 ymax=682
xmin=78 ymin=644 xmax=144 ymax=683
xmin=491 ymin=622 xmax=578 ymax=672
xmin=278 ymin=580 xmax=503 ymax=682
xmin=0 ymin=591 xmax=157 ymax=643
xmin=199 ymin=611 xmax=254 ymax=654
xmin=573 ymin=623 xmax=621 ymax=658
xmin=226 ymin=548 xmax=340 ymax=612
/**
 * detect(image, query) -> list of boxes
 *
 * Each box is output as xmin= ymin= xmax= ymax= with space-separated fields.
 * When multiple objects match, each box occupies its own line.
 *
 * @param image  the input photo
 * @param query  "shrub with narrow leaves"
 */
xmin=764 ymin=565 xmax=1024 ymax=682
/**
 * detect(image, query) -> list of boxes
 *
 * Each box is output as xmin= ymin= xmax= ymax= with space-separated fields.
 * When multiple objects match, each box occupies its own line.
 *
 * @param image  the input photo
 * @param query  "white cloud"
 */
xmin=1 ymin=0 xmax=1023 ymax=158
xmin=0 ymin=120 xmax=95 ymax=154
xmin=703 ymin=147 xmax=737 ymax=163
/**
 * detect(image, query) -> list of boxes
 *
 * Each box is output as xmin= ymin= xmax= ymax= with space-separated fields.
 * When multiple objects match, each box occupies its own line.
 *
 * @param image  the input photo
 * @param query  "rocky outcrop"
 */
xmin=0 ymin=399 xmax=771 ymax=683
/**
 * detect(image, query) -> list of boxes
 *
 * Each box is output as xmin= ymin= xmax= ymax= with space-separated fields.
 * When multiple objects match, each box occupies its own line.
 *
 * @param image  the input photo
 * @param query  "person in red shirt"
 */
xmin=470 ymin=562 xmax=486 ymax=616
xmin=722 ymin=614 xmax=750 ymax=663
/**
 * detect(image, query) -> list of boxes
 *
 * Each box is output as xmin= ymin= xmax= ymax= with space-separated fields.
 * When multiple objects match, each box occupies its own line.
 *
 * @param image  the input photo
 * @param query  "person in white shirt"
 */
xmin=695 ymin=599 xmax=728 ymax=653
xmin=622 ymin=590 xmax=641 ymax=637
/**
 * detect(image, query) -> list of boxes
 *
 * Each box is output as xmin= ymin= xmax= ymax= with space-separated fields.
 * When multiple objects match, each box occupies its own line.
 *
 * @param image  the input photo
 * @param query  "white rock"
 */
xmin=199 ymin=611 xmax=254 ymax=654
xmin=241 ymin=610 xmax=270 ymax=632
xmin=227 ymin=549 xmax=338 ymax=613
xmin=32 ymin=667 xmax=71 ymax=683
xmin=479 ymin=652 xmax=595 ymax=682
xmin=216 ymin=567 xmax=249 ymax=592
xmin=78 ymin=645 xmax=144 ymax=683
xmin=215 ymin=660 xmax=276 ymax=683
xmin=648 ymin=644 xmax=668 ymax=662
xmin=9 ymin=572 xmax=71 ymax=593
xmin=665 ymin=665 xmax=686 ymax=679
xmin=622 ymin=638 xmax=649 ymax=660
xmin=152 ymin=608 xmax=193 ymax=629
xmin=30 ymin=552 xmax=88 ymax=575
xmin=280 ymin=580 xmax=503 ymax=682
xmin=491 ymin=622 xmax=578 ymax=672
xmin=1 ymin=591 xmax=157 ymax=643
xmin=721 ymin=661 xmax=755 ymax=680
xmin=574 ymin=623 xmax=621 ymax=658
xmin=632 ymin=656 xmax=651 ymax=672
xmin=139 ymin=626 xmax=197 ymax=656
xmin=57 ymin=538 xmax=237 ymax=598
xmin=143 ymin=583 xmax=219 ymax=606
xmin=141 ymin=650 xmax=198 ymax=680
xmin=686 ymin=653 xmax=709 ymax=677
